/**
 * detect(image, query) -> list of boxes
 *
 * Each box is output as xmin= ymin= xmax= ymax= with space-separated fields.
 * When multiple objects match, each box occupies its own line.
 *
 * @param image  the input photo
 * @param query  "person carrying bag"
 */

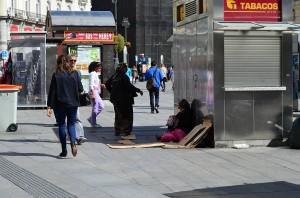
xmin=144 ymin=61 xmax=164 ymax=113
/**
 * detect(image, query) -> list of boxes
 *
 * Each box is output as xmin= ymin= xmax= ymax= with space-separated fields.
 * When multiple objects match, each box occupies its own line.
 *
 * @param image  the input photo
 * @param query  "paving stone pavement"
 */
xmin=1 ymin=81 xmax=300 ymax=197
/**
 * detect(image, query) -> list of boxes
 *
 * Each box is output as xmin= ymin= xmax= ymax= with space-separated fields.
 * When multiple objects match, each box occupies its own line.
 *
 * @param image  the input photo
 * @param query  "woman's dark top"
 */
xmin=47 ymin=71 xmax=83 ymax=108
xmin=175 ymin=108 xmax=194 ymax=133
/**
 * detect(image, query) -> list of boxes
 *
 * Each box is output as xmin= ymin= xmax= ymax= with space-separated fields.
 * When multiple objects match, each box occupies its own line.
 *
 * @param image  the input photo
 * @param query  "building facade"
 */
xmin=294 ymin=0 xmax=300 ymax=22
xmin=0 ymin=0 xmax=91 ymax=66
xmin=92 ymin=0 xmax=173 ymax=67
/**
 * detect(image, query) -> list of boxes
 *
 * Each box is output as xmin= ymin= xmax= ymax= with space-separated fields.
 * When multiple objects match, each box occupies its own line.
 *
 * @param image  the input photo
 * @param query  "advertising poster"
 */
xmin=69 ymin=46 xmax=101 ymax=92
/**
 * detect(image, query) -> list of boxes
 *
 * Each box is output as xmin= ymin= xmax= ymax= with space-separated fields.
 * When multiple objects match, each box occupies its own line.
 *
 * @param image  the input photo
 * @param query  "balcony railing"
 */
xmin=26 ymin=12 xmax=36 ymax=22
xmin=6 ymin=8 xmax=46 ymax=24
xmin=78 ymin=0 xmax=88 ymax=6
xmin=14 ymin=9 xmax=25 ymax=19
xmin=36 ymin=14 xmax=46 ymax=23
xmin=7 ymin=8 xmax=25 ymax=19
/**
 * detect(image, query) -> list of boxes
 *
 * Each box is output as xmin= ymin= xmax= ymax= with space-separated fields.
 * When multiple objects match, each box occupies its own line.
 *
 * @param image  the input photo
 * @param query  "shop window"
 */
xmin=177 ymin=4 xmax=184 ymax=22
xmin=57 ymin=3 xmax=61 ymax=11
xmin=199 ymin=0 xmax=207 ymax=14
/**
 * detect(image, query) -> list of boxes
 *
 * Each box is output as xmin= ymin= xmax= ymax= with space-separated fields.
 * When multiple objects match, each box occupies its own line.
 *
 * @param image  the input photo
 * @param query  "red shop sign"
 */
xmin=24 ymin=26 xmax=33 ymax=32
xmin=10 ymin=24 xmax=19 ymax=32
xmin=224 ymin=0 xmax=281 ymax=22
xmin=64 ymin=31 xmax=114 ymax=42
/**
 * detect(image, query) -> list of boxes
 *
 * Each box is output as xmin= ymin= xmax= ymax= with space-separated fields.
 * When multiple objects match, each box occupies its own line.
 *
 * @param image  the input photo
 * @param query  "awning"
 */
xmin=214 ymin=22 xmax=300 ymax=31
xmin=47 ymin=11 xmax=115 ymax=27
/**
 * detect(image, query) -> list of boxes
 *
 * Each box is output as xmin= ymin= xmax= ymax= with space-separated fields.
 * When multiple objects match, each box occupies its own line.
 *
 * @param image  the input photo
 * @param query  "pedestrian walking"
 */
xmin=68 ymin=54 xmax=87 ymax=145
xmin=132 ymin=65 xmax=138 ymax=83
xmin=145 ymin=60 xmax=164 ymax=113
xmin=47 ymin=55 xmax=83 ymax=158
xmin=160 ymin=63 xmax=168 ymax=92
xmin=126 ymin=66 xmax=132 ymax=82
xmin=105 ymin=63 xmax=143 ymax=136
xmin=87 ymin=61 xmax=106 ymax=128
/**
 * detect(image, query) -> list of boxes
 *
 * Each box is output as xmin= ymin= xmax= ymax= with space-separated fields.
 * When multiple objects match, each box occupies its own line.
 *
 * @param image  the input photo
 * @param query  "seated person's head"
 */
xmin=178 ymin=99 xmax=190 ymax=110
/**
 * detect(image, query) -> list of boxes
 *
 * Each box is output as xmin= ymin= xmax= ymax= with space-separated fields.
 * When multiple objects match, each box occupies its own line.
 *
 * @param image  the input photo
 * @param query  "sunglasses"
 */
xmin=70 ymin=60 xmax=77 ymax=62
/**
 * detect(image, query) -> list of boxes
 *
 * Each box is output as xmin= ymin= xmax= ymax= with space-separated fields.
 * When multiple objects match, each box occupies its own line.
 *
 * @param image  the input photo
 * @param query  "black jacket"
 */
xmin=47 ymin=71 xmax=83 ymax=108
xmin=176 ymin=108 xmax=194 ymax=133
xmin=106 ymin=72 xmax=140 ymax=105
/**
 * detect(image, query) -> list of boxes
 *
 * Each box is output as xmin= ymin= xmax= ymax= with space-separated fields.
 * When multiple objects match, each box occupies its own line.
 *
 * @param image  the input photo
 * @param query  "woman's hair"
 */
xmin=55 ymin=55 xmax=72 ymax=74
xmin=88 ymin=61 xmax=102 ymax=73
xmin=178 ymin=99 xmax=190 ymax=110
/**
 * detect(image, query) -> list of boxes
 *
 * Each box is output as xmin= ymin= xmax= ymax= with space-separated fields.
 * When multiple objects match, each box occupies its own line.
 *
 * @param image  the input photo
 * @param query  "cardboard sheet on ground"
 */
xmin=107 ymin=142 xmax=165 ymax=149
xmin=107 ymin=123 xmax=212 ymax=149
xmin=121 ymin=134 xmax=136 ymax=140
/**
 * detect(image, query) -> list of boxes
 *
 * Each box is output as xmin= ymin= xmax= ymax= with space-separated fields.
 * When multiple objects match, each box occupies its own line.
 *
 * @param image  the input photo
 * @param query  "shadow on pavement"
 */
xmin=4 ymin=125 xmax=166 ymax=147
xmin=0 ymin=139 xmax=58 ymax=143
xmin=83 ymin=125 xmax=166 ymax=145
xmin=18 ymin=123 xmax=55 ymax=127
xmin=0 ymin=152 xmax=58 ymax=158
xmin=164 ymin=181 xmax=300 ymax=197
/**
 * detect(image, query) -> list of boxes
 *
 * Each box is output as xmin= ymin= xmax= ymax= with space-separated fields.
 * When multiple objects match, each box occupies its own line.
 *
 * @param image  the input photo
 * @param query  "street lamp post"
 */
xmin=154 ymin=42 xmax=161 ymax=65
xmin=112 ymin=0 xmax=119 ymax=66
xmin=122 ymin=17 xmax=130 ymax=64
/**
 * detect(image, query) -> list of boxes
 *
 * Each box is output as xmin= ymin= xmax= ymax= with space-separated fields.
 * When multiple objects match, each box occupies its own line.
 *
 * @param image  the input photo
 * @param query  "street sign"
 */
xmin=1 ymin=51 xmax=7 ymax=60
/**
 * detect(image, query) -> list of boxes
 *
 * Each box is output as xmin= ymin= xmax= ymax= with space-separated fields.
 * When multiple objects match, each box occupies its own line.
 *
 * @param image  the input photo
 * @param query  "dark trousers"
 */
xmin=161 ymin=77 xmax=166 ymax=90
xmin=148 ymin=87 xmax=160 ymax=111
xmin=56 ymin=106 xmax=78 ymax=152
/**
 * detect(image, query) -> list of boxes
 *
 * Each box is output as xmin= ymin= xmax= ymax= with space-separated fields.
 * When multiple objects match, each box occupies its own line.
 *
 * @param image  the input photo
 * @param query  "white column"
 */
xmin=0 ymin=0 xmax=9 ymax=52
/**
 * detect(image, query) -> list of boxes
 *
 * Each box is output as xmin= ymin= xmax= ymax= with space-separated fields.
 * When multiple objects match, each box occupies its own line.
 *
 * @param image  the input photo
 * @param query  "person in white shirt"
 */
xmin=87 ymin=61 xmax=106 ymax=128
xmin=160 ymin=63 xmax=168 ymax=92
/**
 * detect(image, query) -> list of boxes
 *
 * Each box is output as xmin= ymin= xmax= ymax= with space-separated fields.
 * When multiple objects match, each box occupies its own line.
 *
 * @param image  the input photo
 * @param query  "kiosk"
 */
xmin=172 ymin=0 xmax=296 ymax=147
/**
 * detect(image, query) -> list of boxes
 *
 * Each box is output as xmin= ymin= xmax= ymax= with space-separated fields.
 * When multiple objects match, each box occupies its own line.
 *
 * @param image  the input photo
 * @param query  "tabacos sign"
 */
xmin=224 ymin=0 xmax=281 ymax=22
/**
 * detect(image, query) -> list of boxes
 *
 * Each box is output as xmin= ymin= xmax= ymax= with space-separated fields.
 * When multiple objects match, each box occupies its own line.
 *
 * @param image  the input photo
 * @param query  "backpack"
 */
xmin=146 ymin=78 xmax=154 ymax=90
xmin=146 ymin=68 xmax=157 ymax=90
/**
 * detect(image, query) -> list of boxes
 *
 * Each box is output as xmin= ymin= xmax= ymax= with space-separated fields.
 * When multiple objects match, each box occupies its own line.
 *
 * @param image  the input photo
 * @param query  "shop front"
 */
xmin=172 ymin=0 xmax=296 ymax=147
xmin=45 ymin=11 xmax=116 ymax=99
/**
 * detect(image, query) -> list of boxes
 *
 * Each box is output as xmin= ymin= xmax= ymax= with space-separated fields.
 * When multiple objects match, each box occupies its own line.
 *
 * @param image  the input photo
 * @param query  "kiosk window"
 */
xmin=224 ymin=35 xmax=282 ymax=87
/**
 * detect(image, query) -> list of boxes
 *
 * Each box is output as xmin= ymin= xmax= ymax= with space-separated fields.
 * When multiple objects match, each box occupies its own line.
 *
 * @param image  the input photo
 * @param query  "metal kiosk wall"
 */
xmin=172 ymin=0 xmax=295 ymax=147
xmin=45 ymin=11 xmax=116 ymax=99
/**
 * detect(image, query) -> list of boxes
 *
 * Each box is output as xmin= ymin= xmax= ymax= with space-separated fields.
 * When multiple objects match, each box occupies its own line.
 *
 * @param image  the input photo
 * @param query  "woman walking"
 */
xmin=160 ymin=63 xmax=168 ymax=92
xmin=105 ymin=63 xmax=143 ymax=136
xmin=87 ymin=61 xmax=106 ymax=128
xmin=47 ymin=55 xmax=83 ymax=158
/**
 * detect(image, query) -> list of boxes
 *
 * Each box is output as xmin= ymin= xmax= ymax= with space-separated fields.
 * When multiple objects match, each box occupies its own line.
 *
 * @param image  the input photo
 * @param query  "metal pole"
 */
xmin=154 ymin=42 xmax=161 ymax=64
xmin=112 ymin=0 xmax=119 ymax=65
xmin=115 ymin=2 xmax=117 ymax=35
xmin=125 ymin=27 xmax=127 ymax=42
xmin=122 ymin=17 xmax=130 ymax=65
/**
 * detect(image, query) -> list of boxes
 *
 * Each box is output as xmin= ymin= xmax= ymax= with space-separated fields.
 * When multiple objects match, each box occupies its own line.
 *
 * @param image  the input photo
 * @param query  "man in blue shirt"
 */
xmin=145 ymin=61 xmax=164 ymax=113
xmin=125 ymin=67 xmax=132 ymax=81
